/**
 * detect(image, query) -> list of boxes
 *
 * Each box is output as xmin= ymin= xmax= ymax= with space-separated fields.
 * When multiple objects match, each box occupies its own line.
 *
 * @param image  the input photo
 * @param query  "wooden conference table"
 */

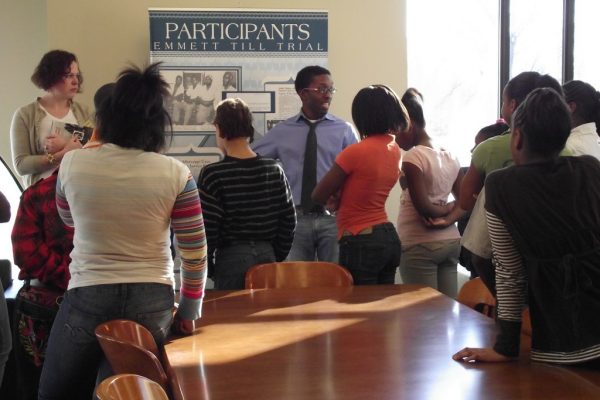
xmin=163 ymin=285 xmax=600 ymax=400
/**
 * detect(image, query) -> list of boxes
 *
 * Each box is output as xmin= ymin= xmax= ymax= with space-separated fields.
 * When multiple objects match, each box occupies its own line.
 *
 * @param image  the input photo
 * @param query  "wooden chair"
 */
xmin=95 ymin=320 xmax=169 ymax=392
xmin=456 ymin=277 xmax=496 ymax=318
xmin=95 ymin=373 xmax=169 ymax=400
xmin=245 ymin=261 xmax=353 ymax=289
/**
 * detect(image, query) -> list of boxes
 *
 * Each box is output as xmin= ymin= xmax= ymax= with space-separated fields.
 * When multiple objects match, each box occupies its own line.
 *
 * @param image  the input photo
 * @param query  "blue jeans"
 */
xmin=38 ymin=283 xmax=174 ymax=400
xmin=286 ymin=213 xmax=338 ymax=263
xmin=214 ymin=241 xmax=275 ymax=290
xmin=338 ymin=222 xmax=401 ymax=285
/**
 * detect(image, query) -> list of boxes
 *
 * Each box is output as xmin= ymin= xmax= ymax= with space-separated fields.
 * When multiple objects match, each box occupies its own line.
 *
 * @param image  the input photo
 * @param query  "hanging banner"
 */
xmin=149 ymin=8 xmax=328 ymax=289
xmin=149 ymin=7 xmax=329 ymax=166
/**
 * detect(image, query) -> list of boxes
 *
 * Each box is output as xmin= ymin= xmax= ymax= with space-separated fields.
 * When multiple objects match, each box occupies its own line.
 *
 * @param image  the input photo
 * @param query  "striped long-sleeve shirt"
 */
xmin=170 ymin=175 xmax=207 ymax=316
xmin=198 ymin=155 xmax=296 ymax=264
xmin=485 ymin=156 xmax=600 ymax=364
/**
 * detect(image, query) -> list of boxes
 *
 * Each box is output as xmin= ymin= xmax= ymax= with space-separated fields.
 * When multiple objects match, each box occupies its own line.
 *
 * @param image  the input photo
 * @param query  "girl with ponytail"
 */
xmin=563 ymin=79 xmax=600 ymax=159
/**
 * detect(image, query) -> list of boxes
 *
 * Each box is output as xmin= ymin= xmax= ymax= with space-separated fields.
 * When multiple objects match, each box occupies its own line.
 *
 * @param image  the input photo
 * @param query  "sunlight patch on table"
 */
xmin=168 ymin=318 xmax=362 ymax=365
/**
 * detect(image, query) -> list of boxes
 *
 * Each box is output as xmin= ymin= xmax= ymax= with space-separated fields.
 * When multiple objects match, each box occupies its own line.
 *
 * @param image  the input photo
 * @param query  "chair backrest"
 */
xmin=96 ymin=373 xmax=169 ymax=400
xmin=95 ymin=319 xmax=159 ymax=357
xmin=245 ymin=261 xmax=353 ymax=289
xmin=95 ymin=320 xmax=168 ymax=391
xmin=456 ymin=277 xmax=496 ymax=318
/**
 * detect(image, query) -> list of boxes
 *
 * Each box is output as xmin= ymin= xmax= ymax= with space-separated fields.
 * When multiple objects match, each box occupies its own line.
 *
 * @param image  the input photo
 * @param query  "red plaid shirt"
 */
xmin=11 ymin=170 xmax=73 ymax=290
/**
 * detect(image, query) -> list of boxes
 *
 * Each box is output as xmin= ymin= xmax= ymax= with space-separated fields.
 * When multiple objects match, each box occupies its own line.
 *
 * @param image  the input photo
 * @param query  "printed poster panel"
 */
xmin=166 ymin=146 xmax=223 ymax=182
xmin=149 ymin=8 xmax=329 ymax=154
xmin=150 ymin=9 xmax=327 ymax=289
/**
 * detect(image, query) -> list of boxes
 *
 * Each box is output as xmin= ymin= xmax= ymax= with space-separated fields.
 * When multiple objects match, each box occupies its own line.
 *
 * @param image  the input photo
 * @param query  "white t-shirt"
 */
xmin=58 ymin=143 xmax=191 ymax=289
xmin=397 ymin=145 xmax=461 ymax=248
xmin=565 ymin=122 xmax=600 ymax=160
xmin=38 ymin=106 xmax=77 ymax=180
xmin=38 ymin=106 xmax=77 ymax=147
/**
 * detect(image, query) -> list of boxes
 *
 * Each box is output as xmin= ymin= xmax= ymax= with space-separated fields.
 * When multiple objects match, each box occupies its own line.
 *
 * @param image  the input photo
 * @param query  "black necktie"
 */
xmin=301 ymin=118 xmax=323 ymax=211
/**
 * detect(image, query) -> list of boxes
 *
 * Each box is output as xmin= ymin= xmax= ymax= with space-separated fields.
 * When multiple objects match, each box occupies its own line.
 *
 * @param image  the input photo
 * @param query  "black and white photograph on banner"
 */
xmin=163 ymin=69 xmax=240 ymax=131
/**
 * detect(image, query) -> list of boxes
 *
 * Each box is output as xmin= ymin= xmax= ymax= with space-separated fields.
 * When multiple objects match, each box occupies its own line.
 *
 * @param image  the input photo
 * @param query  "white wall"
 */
xmin=2 ymin=0 xmax=407 ymax=223
xmin=0 ymin=0 xmax=47 ymax=171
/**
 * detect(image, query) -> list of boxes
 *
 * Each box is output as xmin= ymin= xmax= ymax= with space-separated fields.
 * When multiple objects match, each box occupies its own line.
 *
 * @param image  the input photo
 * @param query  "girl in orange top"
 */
xmin=312 ymin=85 xmax=409 ymax=284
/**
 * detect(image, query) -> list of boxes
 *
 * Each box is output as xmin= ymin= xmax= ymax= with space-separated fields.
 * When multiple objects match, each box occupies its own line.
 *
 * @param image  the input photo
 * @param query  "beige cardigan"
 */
xmin=10 ymin=99 xmax=93 ymax=188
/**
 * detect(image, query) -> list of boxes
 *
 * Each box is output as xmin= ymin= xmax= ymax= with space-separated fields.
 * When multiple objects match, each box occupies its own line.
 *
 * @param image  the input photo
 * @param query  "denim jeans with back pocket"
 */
xmin=214 ymin=241 xmax=275 ymax=290
xmin=338 ymin=222 xmax=401 ymax=285
xmin=37 ymin=283 xmax=174 ymax=400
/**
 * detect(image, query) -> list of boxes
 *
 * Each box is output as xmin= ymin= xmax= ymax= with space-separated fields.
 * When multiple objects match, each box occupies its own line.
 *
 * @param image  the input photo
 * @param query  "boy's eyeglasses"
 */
xmin=303 ymin=87 xmax=337 ymax=95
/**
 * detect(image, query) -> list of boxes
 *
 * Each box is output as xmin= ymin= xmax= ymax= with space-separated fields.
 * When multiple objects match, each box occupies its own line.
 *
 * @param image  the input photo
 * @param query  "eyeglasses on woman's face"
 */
xmin=63 ymin=73 xmax=82 ymax=81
